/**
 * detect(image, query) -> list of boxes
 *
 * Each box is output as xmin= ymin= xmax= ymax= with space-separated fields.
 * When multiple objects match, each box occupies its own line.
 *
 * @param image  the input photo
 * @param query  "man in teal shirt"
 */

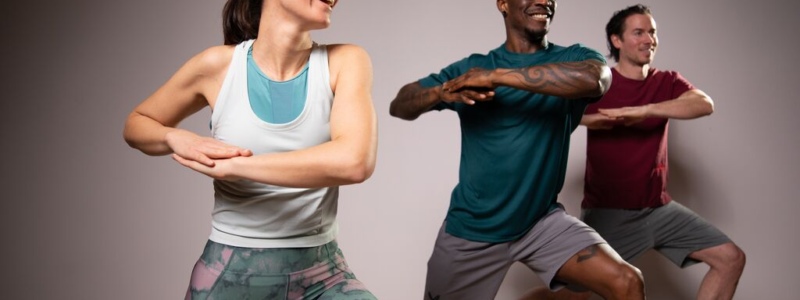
xmin=390 ymin=0 xmax=644 ymax=299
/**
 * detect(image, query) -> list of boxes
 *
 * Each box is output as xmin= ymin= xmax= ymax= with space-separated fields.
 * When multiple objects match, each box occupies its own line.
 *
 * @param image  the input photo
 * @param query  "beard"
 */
xmin=524 ymin=27 xmax=548 ymax=43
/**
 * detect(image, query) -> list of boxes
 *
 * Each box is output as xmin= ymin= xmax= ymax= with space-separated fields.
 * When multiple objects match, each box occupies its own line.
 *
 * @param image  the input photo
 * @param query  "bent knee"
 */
xmin=609 ymin=263 xmax=643 ymax=292
xmin=720 ymin=243 xmax=746 ymax=271
xmin=704 ymin=243 xmax=746 ymax=271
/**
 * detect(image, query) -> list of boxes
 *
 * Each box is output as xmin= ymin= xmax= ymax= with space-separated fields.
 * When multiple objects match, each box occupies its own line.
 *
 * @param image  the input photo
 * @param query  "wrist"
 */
xmin=489 ymin=69 xmax=500 ymax=88
xmin=434 ymin=85 xmax=448 ymax=103
xmin=221 ymin=156 xmax=245 ymax=181
xmin=643 ymin=103 xmax=655 ymax=118
xmin=163 ymin=128 xmax=184 ymax=151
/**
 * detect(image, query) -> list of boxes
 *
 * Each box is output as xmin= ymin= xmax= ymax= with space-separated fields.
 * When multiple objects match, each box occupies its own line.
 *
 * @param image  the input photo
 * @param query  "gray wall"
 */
xmin=1 ymin=0 xmax=797 ymax=299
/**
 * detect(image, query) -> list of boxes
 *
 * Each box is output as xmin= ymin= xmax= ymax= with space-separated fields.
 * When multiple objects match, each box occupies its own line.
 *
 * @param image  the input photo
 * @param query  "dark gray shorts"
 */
xmin=582 ymin=201 xmax=731 ymax=268
xmin=424 ymin=207 xmax=606 ymax=300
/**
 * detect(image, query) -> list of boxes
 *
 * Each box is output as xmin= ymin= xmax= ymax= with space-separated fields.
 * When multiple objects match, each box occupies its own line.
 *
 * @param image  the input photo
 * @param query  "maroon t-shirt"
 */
xmin=582 ymin=68 xmax=693 ymax=209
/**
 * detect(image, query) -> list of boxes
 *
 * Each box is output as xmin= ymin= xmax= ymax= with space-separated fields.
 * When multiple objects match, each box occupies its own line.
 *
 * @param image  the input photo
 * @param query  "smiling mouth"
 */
xmin=525 ymin=7 xmax=552 ymax=21
xmin=531 ymin=13 xmax=549 ymax=20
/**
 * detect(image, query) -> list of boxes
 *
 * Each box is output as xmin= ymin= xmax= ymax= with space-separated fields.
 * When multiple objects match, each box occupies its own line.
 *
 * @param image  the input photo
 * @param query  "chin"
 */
xmin=307 ymin=18 xmax=331 ymax=30
xmin=524 ymin=28 xmax=549 ymax=41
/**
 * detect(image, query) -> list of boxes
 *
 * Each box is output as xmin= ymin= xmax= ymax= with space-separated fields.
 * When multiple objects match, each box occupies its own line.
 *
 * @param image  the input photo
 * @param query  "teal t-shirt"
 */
xmin=419 ymin=42 xmax=605 ymax=243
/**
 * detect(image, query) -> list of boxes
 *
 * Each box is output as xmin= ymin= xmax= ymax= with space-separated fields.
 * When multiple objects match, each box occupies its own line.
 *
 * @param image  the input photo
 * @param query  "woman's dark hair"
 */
xmin=223 ymin=0 xmax=263 ymax=45
xmin=605 ymin=4 xmax=651 ymax=62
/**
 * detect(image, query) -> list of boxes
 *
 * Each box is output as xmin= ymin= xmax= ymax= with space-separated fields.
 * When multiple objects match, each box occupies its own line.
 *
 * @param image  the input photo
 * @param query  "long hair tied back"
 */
xmin=223 ymin=0 xmax=263 ymax=45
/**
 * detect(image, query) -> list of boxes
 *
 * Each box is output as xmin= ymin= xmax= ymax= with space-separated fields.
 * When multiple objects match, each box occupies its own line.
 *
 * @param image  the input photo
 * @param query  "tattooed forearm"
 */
xmin=577 ymin=244 xmax=599 ymax=263
xmin=497 ymin=61 xmax=608 ymax=99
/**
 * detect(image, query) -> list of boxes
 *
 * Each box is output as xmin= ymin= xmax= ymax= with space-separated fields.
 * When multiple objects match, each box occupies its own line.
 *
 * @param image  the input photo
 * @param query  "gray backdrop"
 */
xmin=1 ymin=0 xmax=798 ymax=299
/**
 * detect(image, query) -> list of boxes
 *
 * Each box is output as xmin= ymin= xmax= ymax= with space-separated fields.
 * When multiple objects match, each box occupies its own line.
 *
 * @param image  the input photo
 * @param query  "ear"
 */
xmin=611 ymin=34 xmax=623 ymax=49
xmin=497 ymin=0 xmax=508 ymax=17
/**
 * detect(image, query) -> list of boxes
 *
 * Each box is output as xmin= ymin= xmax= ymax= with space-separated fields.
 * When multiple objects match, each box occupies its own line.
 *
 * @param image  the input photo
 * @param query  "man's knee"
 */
xmin=711 ymin=243 xmax=746 ymax=273
xmin=607 ymin=263 xmax=644 ymax=294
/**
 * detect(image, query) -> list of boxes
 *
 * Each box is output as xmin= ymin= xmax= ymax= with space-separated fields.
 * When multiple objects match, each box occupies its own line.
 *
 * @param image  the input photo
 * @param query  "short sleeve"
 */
xmin=568 ymin=43 xmax=606 ymax=64
xmin=671 ymin=71 xmax=695 ymax=99
xmin=418 ymin=57 xmax=471 ymax=111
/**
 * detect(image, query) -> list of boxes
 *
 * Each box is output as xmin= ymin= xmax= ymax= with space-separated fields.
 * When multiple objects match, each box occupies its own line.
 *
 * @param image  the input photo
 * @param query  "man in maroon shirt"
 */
xmin=523 ymin=4 xmax=745 ymax=300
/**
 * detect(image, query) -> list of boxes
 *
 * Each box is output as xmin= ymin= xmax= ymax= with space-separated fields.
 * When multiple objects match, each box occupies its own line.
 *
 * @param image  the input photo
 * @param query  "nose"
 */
xmin=648 ymin=33 xmax=657 ymax=46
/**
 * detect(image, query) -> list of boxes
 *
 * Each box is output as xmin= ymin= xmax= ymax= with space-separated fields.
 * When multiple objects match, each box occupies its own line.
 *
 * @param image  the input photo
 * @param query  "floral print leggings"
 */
xmin=185 ymin=240 xmax=377 ymax=300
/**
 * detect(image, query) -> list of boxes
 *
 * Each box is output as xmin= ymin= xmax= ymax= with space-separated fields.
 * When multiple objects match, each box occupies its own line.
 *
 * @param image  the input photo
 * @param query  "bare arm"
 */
xmin=444 ymin=59 xmax=612 ymax=99
xmin=389 ymin=82 xmax=495 ymax=121
xmin=123 ymin=46 xmax=252 ymax=166
xmin=388 ymin=82 xmax=442 ymax=121
xmin=580 ymin=113 xmax=616 ymax=130
xmin=174 ymin=44 xmax=378 ymax=187
xmin=598 ymin=89 xmax=714 ymax=125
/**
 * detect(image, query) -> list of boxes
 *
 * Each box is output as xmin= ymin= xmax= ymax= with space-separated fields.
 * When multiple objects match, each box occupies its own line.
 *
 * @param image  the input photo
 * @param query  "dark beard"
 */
xmin=524 ymin=27 xmax=548 ymax=44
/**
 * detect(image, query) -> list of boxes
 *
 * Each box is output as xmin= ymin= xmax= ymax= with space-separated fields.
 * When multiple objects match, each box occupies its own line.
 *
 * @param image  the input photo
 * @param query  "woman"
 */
xmin=123 ymin=0 xmax=377 ymax=298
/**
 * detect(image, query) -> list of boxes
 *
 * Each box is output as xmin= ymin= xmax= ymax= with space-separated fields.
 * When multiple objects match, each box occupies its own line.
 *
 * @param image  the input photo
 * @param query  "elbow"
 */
xmin=586 ymin=80 xmax=608 ymax=98
xmin=573 ymin=64 xmax=611 ymax=99
xmin=122 ymin=125 xmax=164 ymax=156
xmin=591 ymin=65 xmax=613 ymax=98
xmin=703 ymin=98 xmax=715 ymax=116
xmin=336 ymin=150 xmax=376 ymax=184
xmin=122 ymin=123 xmax=147 ymax=153
xmin=573 ymin=80 xmax=606 ymax=99
xmin=389 ymin=102 xmax=418 ymax=121
xmin=339 ymin=157 xmax=375 ymax=184
xmin=693 ymin=96 xmax=715 ymax=118
xmin=389 ymin=83 xmax=424 ymax=121
xmin=345 ymin=165 xmax=372 ymax=184
xmin=123 ymin=131 xmax=136 ymax=149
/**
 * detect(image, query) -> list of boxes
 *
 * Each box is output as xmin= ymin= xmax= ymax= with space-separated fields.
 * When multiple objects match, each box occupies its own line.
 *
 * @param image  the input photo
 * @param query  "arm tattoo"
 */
xmin=577 ymin=244 xmax=599 ymax=263
xmin=500 ymin=61 xmax=600 ymax=97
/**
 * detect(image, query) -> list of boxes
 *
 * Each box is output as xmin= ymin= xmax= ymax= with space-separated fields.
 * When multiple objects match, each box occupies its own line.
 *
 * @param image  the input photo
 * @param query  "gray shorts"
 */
xmin=424 ymin=207 xmax=606 ymax=300
xmin=582 ymin=201 xmax=731 ymax=268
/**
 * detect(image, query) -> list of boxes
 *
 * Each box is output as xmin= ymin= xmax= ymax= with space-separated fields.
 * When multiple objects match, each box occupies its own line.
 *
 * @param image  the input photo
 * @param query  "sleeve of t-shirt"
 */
xmin=671 ymin=71 xmax=695 ymax=99
xmin=570 ymin=43 xmax=607 ymax=65
xmin=417 ymin=57 xmax=470 ymax=111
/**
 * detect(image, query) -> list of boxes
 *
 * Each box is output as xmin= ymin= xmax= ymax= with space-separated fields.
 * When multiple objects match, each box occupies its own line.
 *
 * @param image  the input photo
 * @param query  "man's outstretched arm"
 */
xmin=443 ymin=59 xmax=612 ymax=100
xmin=598 ymin=89 xmax=714 ymax=126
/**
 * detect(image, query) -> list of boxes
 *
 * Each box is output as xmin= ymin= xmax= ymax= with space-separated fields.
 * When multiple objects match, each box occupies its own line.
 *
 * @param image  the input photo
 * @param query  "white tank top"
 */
xmin=208 ymin=40 xmax=337 ymax=248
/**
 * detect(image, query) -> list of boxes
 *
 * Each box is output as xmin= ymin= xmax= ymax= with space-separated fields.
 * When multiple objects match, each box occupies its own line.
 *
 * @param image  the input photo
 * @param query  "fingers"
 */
xmin=188 ymin=151 xmax=216 ymax=167
xmin=172 ymin=153 xmax=205 ymax=170
xmin=597 ymin=108 xmax=622 ymax=118
xmin=172 ymin=154 xmax=234 ymax=181
xmin=442 ymin=87 xmax=494 ymax=105
xmin=199 ymin=139 xmax=251 ymax=159
xmin=167 ymin=131 xmax=250 ymax=164
xmin=442 ymin=80 xmax=463 ymax=94
xmin=173 ymin=153 xmax=217 ymax=177
xmin=444 ymin=68 xmax=491 ymax=92
xmin=599 ymin=107 xmax=644 ymax=120
xmin=461 ymin=90 xmax=494 ymax=103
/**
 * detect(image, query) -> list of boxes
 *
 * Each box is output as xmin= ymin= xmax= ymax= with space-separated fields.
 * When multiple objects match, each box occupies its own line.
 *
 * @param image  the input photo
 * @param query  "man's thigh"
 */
xmin=512 ymin=208 xmax=607 ymax=290
xmin=650 ymin=201 xmax=732 ymax=267
xmin=424 ymin=222 xmax=512 ymax=300
xmin=582 ymin=207 xmax=656 ymax=262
